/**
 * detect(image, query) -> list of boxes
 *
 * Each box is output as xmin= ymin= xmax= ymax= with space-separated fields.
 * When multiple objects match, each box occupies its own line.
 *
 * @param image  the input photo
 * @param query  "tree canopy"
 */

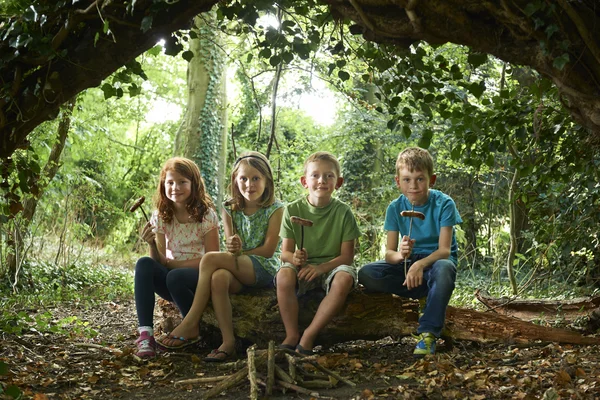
xmin=2 ymin=0 xmax=600 ymax=162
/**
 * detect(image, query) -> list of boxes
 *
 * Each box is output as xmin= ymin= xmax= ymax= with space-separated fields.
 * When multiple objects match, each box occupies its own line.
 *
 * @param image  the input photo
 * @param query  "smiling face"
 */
xmin=395 ymin=167 xmax=436 ymax=206
xmin=164 ymin=170 xmax=192 ymax=206
xmin=302 ymin=160 xmax=344 ymax=206
xmin=235 ymin=163 xmax=267 ymax=207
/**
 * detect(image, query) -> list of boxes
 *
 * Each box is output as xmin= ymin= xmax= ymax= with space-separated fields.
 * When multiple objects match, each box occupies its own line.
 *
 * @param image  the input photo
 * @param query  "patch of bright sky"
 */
xmin=145 ymin=30 xmax=338 ymax=126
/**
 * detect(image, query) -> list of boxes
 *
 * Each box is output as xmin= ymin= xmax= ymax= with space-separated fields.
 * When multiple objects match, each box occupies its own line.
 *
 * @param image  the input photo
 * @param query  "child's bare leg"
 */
xmin=211 ymin=269 xmax=243 ymax=354
xmin=162 ymin=253 xmax=254 ymax=346
xmin=299 ymin=272 xmax=353 ymax=350
xmin=277 ymin=268 xmax=300 ymax=347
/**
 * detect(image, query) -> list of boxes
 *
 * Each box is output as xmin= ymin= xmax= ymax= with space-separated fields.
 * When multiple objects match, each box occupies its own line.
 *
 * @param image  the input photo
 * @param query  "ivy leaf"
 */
xmin=468 ymin=81 xmax=486 ymax=98
xmin=553 ymin=53 xmax=569 ymax=70
xmin=181 ymin=50 xmax=194 ymax=62
xmin=338 ymin=70 xmax=350 ymax=81
xmin=101 ymin=83 xmax=116 ymax=99
xmin=0 ymin=361 xmax=8 ymax=375
xmin=4 ymin=385 xmax=21 ymax=398
xmin=129 ymin=83 xmax=141 ymax=97
xmin=258 ymin=48 xmax=271 ymax=59
xmin=467 ymin=52 xmax=487 ymax=68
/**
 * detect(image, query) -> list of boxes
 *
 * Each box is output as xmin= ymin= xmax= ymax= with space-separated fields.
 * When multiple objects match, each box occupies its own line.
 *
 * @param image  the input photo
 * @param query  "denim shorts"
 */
xmin=247 ymin=256 xmax=275 ymax=288
xmin=277 ymin=262 xmax=357 ymax=295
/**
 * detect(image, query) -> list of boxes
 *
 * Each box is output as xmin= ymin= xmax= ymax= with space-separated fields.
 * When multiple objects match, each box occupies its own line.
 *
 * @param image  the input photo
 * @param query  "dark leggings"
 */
xmin=134 ymin=256 xmax=199 ymax=327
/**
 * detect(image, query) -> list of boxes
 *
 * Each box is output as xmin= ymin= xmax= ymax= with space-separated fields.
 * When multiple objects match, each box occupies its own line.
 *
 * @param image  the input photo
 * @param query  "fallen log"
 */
xmin=158 ymin=288 xmax=600 ymax=348
xmin=475 ymin=289 xmax=600 ymax=324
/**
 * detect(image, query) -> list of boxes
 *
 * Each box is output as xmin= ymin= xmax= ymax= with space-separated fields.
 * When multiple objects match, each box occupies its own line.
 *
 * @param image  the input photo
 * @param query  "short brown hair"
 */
xmin=229 ymin=151 xmax=276 ymax=210
xmin=396 ymin=147 xmax=434 ymax=177
xmin=304 ymin=151 xmax=341 ymax=177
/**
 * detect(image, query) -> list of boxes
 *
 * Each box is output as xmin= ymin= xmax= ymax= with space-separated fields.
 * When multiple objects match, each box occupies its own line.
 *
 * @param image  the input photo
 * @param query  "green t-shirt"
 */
xmin=280 ymin=196 xmax=360 ymax=265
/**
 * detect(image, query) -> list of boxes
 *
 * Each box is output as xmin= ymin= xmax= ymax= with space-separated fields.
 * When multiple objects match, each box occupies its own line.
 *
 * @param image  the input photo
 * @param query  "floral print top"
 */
xmin=151 ymin=208 xmax=219 ymax=261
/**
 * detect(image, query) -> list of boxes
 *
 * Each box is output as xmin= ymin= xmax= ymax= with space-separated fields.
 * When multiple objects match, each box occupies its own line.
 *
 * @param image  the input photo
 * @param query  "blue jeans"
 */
xmin=134 ymin=256 xmax=199 ymax=327
xmin=358 ymin=257 xmax=456 ymax=337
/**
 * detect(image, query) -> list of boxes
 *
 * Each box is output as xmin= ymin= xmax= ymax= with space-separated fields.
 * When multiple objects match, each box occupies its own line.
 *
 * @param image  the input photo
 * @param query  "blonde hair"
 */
xmin=303 ymin=151 xmax=341 ymax=177
xmin=228 ymin=151 xmax=275 ymax=210
xmin=395 ymin=147 xmax=434 ymax=177
xmin=155 ymin=157 xmax=214 ymax=223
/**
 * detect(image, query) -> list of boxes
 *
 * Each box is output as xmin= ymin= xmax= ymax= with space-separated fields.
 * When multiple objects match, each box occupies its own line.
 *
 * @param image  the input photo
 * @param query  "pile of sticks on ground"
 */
xmin=174 ymin=341 xmax=356 ymax=399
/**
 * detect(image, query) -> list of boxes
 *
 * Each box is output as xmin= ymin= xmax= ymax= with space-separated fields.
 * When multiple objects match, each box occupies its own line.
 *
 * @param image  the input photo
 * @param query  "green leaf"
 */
xmin=269 ymin=55 xmax=281 ymax=67
xmin=181 ymin=50 xmax=194 ymax=62
xmin=258 ymin=48 xmax=271 ymax=59
xmin=468 ymin=81 xmax=486 ymax=98
xmin=101 ymin=83 xmax=115 ymax=99
xmin=418 ymin=128 xmax=433 ymax=148
xmin=0 ymin=361 xmax=8 ymax=375
xmin=4 ymin=385 xmax=22 ymax=398
xmin=524 ymin=1 xmax=542 ymax=16
xmin=553 ymin=53 xmax=569 ymax=70
xmin=103 ymin=20 xmax=110 ymax=34
xmin=338 ymin=70 xmax=350 ymax=81
xmin=467 ymin=52 xmax=488 ymax=68
xmin=402 ymin=125 xmax=412 ymax=139
xmin=147 ymin=45 xmax=162 ymax=56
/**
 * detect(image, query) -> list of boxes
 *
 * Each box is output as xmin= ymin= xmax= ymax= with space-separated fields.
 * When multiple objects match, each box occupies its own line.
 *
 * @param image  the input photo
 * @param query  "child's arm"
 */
xmin=385 ymin=231 xmax=414 ymax=264
xmin=243 ymin=208 xmax=285 ymax=258
xmin=298 ymin=239 xmax=355 ymax=282
xmin=281 ymin=237 xmax=305 ymax=266
xmin=166 ymin=228 xmax=219 ymax=269
xmin=404 ymin=226 xmax=453 ymax=289
xmin=222 ymin=207 xmax=242 ymax=253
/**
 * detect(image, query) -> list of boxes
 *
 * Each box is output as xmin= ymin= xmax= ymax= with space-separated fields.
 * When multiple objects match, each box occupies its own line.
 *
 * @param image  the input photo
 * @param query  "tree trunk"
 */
xmin=4 ymin=98 xmax=75 ymax=283
xmin=506 ymin=167 xmax=519 ymax=295
xmin=475 ymin=289 xmax=600 ymax=326
xmin=174 ymin=13 xmax=226 ymax=199
xmin=158 ymin=288 xmax=600 ymax=349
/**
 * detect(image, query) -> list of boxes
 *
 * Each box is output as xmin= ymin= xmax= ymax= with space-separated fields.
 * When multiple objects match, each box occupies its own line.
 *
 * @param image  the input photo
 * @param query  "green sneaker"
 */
xmin=413 ymin=332 xmax=436 ymax=357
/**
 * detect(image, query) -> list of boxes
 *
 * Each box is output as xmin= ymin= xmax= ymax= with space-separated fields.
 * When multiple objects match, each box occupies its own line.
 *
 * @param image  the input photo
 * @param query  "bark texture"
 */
xmin=159 ymin=288 xmax=600 ymax=348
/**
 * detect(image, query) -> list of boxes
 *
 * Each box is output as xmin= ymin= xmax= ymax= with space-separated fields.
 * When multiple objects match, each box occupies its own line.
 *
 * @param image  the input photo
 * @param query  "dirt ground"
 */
xmin=1 ymin=299 xmax=600 ymax=399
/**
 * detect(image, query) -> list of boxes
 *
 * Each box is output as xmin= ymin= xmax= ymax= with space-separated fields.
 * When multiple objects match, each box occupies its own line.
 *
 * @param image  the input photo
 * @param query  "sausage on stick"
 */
xmin=290 ymin=216 xmax=313 ymax=252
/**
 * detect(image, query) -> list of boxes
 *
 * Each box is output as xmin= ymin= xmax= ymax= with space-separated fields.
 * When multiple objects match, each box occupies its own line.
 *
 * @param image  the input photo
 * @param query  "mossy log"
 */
xmin=158 ymin=288 xmax=600 ymax=348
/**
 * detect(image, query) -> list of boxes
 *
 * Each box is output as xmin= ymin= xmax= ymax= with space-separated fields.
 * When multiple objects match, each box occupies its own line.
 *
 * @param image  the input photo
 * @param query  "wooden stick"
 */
xmin=285 ymin=353 xmax=297 ymax=381
xmin=267 ymin=340 xmax=275 ymax=395
xmin=203 ymin=366 xmax=249 ymax=399
xmin=276 ymin=379 xmax=320 ymax=397
xmin=248 ymin=345 xmax=259 ymax=400
xmin=174 ymin=375 xmax=229 ymax=386
xmin=303 ymin=359 xmax=356 ymax=388
xmin=274 ymin=364 xmax=295 ymax=384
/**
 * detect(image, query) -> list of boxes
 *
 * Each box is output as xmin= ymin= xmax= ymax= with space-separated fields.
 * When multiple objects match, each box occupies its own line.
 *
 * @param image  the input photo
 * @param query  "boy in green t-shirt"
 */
xmin=276 ymin=151 xmax=360 ymax=354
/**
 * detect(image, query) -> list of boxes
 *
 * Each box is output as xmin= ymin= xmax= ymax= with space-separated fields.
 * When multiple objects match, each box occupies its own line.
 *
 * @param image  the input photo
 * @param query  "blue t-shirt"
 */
xmin=384 ymin=189 xmax=462 ymax=264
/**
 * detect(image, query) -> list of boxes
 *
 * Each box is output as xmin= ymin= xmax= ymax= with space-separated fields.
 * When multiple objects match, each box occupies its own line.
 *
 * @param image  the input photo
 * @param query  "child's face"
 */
xmin=235 ymin=163 xmax=266 ymax=206
xmin=395 ymin=167 xmax=436 ymax=206
xmin=301 ymin=160 xmax=343 ymax=204
xmin=164 ymin=170 xmax=192 ymax=205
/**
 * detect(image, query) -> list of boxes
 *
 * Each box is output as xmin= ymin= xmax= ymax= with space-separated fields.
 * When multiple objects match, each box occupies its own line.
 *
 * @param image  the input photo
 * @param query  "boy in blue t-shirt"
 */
xmin=358 ymin=147 xmax=462 ymax=357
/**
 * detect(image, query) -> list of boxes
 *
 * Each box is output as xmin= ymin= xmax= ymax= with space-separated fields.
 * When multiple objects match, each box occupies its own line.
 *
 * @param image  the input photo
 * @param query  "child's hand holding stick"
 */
xmin=400 ymin=206 xmax=425 ymax=276
xmin=291 ymin=216 xmax=313 ymax=268
xmin=224 ymin=199 xmax=242 ymax=269
xmin=130 ymin=196 xmax=155 ymax=246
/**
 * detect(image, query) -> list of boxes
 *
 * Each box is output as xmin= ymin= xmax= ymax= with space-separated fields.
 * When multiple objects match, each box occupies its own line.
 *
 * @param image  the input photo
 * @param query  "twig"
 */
xmin=174 ymin=375 xmax=229 ymax=386
xmin=274 ymin=364 xmax=295 ymax=384
xmin=267 ymin=340 xmax=275 ymax=395
xmin=73 ymin=343 xmax=123 ymax=355
xmin=203 ymin=366 xmax=249 ymax=399
xmin=276 ymin=379 xmax=320 ymax=397
xmin=248 ymin=345 xmax=258 ymax=400
xmin=285 ymin=353 xmax=297 ymax=381
xmin=303 ymin=359 xmax=356 ymax=388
